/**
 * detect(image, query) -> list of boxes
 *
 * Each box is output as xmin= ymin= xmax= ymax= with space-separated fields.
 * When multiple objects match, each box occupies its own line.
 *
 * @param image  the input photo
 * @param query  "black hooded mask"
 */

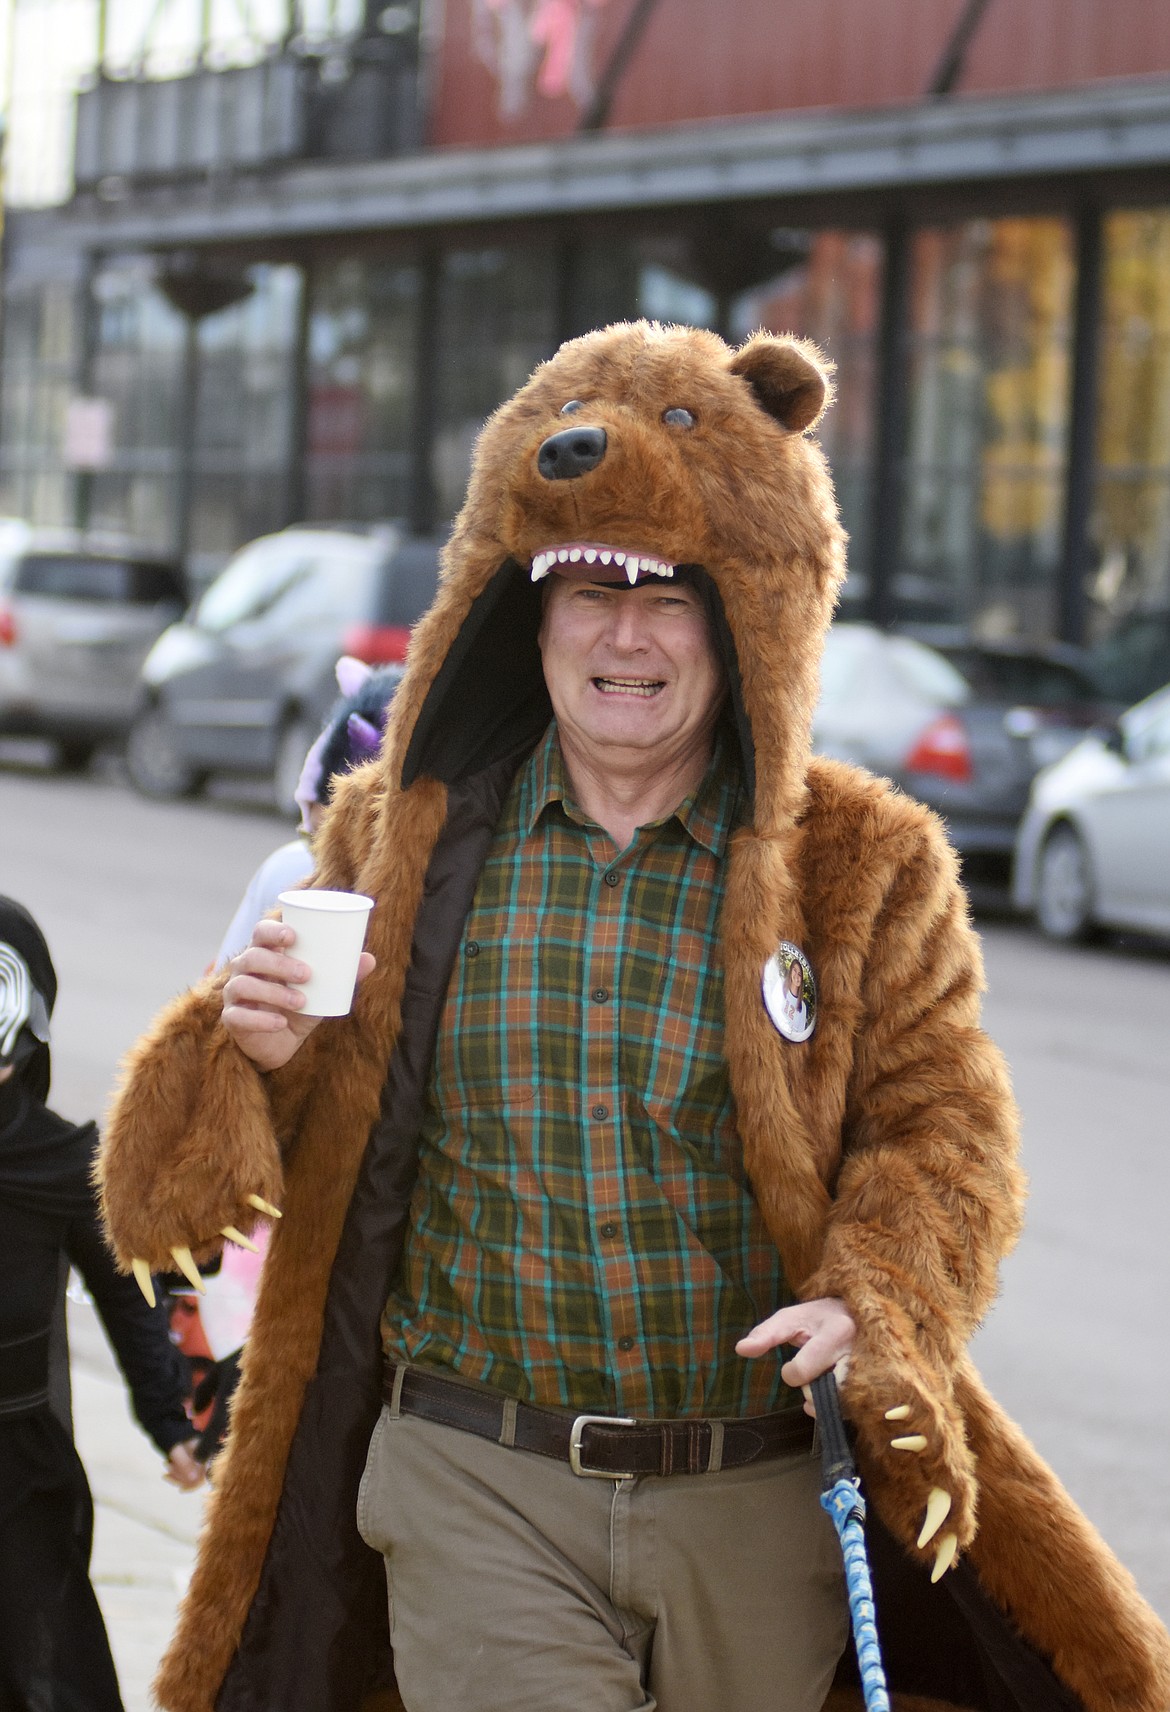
xmin=0 ymin=897 xmax=96 ymax=1220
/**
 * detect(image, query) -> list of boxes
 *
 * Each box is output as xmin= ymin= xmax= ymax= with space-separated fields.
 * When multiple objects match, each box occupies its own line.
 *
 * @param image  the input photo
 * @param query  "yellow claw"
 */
xmin=931 ymin=1532 xmax=959 ymax=1582
xmin=221 ymin=1225 xmax=260 ymax=1254
xmin=131 ymin=1258 xmax=156 ymax=1308
xmin=245 ymin=1194 xmax=282 ymax=1219
xmin=890 ymin=1434 xmax=928 ymax=1452
xmin=884 ymin=1404 xmax=911 ymax=1421
xmin=170 ymin=1245 xmax=205 ymax=1295
xmin=917 ymin=1486 xmax=953 ymax=1548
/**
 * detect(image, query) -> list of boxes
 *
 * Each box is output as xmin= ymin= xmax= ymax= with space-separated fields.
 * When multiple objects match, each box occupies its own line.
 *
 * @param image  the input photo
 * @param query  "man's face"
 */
xmin=538 ymin=578 xmax=725 ymax=766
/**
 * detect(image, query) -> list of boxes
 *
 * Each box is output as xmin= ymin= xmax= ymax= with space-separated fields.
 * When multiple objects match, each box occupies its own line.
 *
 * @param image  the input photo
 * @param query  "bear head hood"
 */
xmin=386 ymin=319 xmax=846 ymax=837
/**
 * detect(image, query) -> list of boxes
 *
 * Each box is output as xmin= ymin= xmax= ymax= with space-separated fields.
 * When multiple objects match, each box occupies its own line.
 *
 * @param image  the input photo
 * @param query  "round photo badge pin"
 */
xmin=762 ymin=942 xmax=817 ymax=1043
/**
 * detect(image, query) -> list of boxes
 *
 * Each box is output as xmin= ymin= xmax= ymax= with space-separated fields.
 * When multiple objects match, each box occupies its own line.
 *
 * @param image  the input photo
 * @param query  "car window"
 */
xmin=943 ymin=650 xmax=1093 ymax=706
xmin=127 ymin=561 xmax=187 ymax=604
xmin=195 ymin=539 xmax=316 ymax=633
xmin=884 ymin=635 xmax=970 ymax=707
xmin=13 ymin=554 xmax=137 ymax=603
xmin=1086 ymin=616 xmax=1170 ymax=705
xmin=1122 ymin=690 xmax=1170 ymax=763
xmin=261 ymin=546 xmax=381 ymax=627
xmin=372 ymin=539 xmax=443 ymax=627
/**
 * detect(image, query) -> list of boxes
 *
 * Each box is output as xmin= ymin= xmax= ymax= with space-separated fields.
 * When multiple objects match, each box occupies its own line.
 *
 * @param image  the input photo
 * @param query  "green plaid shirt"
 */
xmin=382 ymin=722 xmax=796 ymax=1418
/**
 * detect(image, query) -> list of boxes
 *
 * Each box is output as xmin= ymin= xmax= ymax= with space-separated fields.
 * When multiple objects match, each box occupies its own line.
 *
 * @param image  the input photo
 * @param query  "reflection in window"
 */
xmin=189 ymin=264 xmax=302 ymax=568
xmin=76 ymin=258 xmax=301 ymax=572
xmin=306 ymin=257 xmax=421 ymax=524
xmin=0 ymin=279 xmax=82 ymax=527
xmin=574 ymin=233 xmax=718 ymax=335
xmin=86 ymin=258 xmax=186 ymax=550
xmin=195 ymin=538 xmax=315 ymax=632
xmin=639 ymin=264 xmax=717 ymax=329
xmin=900 ymin=218 xmax=1074 ymax=641
xmin=1091 ymin=210 xmax=1170 ymax=645
xmin=432 ymin=246 xmax=557 ymax=519
xmin=731 ymin=232 xmax=881 ymax=609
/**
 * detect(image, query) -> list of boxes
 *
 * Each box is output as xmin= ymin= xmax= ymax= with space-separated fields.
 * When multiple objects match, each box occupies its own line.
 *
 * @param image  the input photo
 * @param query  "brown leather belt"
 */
xmin=383 ymin=1363 xmax=814 ymax=1478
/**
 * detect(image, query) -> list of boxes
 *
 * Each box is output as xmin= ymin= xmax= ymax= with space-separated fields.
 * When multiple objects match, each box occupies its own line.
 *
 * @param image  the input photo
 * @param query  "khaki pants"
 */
xmin=357 ymin=1404 xmax=848 ymax=1712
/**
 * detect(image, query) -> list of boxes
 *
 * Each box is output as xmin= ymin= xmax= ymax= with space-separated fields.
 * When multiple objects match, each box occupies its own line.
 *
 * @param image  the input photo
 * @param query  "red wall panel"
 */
xmin=429 ymin=0 xmax=1170 ymax=150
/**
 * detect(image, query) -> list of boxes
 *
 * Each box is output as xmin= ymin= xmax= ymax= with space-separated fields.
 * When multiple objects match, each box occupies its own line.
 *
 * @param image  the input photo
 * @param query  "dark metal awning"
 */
xmin=27 ymin=74 xmax=1170 ymax=254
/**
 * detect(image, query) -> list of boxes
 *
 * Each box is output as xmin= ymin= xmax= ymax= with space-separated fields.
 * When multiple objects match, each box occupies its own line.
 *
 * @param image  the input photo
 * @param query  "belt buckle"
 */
xmin=569 ymin=1413 xmax=637 ymax=1478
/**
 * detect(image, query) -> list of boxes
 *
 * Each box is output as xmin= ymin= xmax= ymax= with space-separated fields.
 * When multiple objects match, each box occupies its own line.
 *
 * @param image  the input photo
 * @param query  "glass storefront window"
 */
xmin=189 ymin=263 xmax=303 ymax=570
xmin=0 ymin=278 xmax=83 ymax=527
xmin=305 ymin=256 xmax=421 ymax=526
xmin=432 ymin=244 xmax=558 ymax=520
xmin=1089 ymin=209 xmax=1170 ymax=690
xmin=731 ymin=231 xmax=882 ymax=609
xmin=78 ymin=257 xmax=301 ymax=575
xmin=639 ymin=263 xmax=717 ymax=328
xmin=899 ymin=217 xmax=1075 ymax=641
xmin=87 ymin=258 xmax=186 ymax=549
xmin=571 ymin=233 xmax=718 ymax=335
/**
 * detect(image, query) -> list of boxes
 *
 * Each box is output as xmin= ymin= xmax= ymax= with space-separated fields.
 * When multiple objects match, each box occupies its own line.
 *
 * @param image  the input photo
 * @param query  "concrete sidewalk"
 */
xmin=68 ymin=1292 xmax=207 ymax=1712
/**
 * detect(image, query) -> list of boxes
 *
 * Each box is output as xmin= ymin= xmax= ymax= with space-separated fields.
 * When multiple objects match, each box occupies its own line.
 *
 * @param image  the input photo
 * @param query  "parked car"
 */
xmin=814 ymin=625 xmax=1115 ymax=871
xmin=0 ymin=524 xmax=188 ymax=768
xmin=126 ymin=523 xmax=443 ymax=806
xmin=1012 ymin=682 xmax=1170 ymax=941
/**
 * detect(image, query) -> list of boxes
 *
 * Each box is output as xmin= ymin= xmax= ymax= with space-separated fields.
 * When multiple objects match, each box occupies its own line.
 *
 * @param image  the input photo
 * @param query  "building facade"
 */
xmin=2 ymin=0 xmax=1170 ymax=653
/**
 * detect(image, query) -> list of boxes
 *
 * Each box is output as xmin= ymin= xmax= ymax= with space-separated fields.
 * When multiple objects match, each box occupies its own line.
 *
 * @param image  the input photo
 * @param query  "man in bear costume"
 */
xmin=98 ymin=322 xmax=1170 ymax=1712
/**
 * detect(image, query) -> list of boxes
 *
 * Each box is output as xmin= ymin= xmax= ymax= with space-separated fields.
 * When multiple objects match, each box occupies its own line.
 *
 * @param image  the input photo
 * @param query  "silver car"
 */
xmin=1013 ymin=683 xmax=1170 ymax=940
xmin=0 ymin=523 xmax=187 ymax=768
xmin=814 ymin=624 xmax=1109 ymax=876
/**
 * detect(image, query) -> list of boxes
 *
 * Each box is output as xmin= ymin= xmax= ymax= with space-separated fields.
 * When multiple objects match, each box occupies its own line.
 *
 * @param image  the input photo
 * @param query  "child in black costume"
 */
xmin=0 ymin=896 xmax=200 ymax=1712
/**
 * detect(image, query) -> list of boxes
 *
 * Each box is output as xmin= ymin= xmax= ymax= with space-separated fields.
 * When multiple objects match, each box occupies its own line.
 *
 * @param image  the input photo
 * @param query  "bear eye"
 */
xmin=663 ymin=407 xmax=696 ymax=428
xmin=560 ymin=399 xmax=585 ymax=415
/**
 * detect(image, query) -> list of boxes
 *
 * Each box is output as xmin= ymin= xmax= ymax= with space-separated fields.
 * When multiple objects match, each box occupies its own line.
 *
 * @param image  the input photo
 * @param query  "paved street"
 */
xmin=2 ymin=755 xmax=1168 ymax=1708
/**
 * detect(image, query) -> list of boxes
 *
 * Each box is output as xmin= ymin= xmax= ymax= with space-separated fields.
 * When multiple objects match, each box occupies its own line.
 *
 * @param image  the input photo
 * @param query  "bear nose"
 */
xmin=537 ymin=425 xmax=607 ymax=481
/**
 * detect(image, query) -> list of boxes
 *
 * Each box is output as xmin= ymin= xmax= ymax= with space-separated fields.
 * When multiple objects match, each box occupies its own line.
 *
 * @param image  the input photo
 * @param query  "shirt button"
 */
xmin=591 ymin=987 xmax=610 ymax=1004
xmin=599 ymin=1221 xmax=618 ymax=1238
xmin=603 ymin=870 xmax=620 ymax=887
xmin=465 ymin=940 xmax=480 ymax=958
xmin=591 ymin=1103 xmax=609 ymax=1120
xmin=618 ymin=1336 xmax=635 ymax=1352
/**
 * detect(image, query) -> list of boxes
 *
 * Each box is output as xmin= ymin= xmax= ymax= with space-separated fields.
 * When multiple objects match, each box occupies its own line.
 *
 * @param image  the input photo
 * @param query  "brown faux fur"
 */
xmin=97 ymin=322 xmax=1170 ymax=1712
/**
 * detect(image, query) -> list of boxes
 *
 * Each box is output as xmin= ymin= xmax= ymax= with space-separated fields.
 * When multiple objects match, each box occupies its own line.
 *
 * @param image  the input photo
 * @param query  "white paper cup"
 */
xmin=277 ymin=889 xmax=374 ymax=1017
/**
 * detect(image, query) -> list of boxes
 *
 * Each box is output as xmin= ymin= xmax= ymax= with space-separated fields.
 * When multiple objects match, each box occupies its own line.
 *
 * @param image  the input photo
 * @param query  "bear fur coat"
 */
xmin=98 ymin=321 xmax=1170 ymax=1712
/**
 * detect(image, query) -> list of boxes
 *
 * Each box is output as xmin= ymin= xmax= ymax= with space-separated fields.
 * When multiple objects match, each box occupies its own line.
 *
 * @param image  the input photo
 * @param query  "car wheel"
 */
xmin=125 ymin=706 xmax=203 ymax=800
xmin=272 ymin=713 xmax=317 ymax=817
xmin=1035 ymin=824 xmax=1096 ymax=942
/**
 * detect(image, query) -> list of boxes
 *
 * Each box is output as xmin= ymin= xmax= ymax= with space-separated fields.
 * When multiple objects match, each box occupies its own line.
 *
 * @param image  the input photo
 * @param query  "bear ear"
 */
xmin=728 ymin=334 xmax=833 ymax=433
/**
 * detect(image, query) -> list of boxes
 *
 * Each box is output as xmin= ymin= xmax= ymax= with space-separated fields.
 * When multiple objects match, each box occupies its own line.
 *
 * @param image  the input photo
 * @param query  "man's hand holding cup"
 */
xmin=222 ymin=897 xmax=375 ymax=1073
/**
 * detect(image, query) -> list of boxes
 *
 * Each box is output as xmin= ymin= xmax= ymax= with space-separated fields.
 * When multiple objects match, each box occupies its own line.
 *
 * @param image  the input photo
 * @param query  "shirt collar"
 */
xmin=520 ymin=721 xmax=742 ymax=857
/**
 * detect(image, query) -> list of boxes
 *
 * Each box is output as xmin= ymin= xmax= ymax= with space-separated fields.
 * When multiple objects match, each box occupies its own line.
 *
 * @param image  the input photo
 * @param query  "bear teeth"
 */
xmin=528 ymin=544 xmax=678 ymax=583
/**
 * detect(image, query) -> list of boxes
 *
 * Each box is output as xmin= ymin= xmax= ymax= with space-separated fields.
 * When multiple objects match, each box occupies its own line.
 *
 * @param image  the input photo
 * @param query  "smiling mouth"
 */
xmin=530 ymin=542 xmax=676 ymax=584
xmin=592 ymin=676 xmax=665 ymax=697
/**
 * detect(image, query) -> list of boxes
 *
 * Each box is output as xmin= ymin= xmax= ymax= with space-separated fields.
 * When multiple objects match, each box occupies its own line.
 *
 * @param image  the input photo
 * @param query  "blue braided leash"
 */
xmin=810 ymin=1371 xmax=891 ymax=1712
